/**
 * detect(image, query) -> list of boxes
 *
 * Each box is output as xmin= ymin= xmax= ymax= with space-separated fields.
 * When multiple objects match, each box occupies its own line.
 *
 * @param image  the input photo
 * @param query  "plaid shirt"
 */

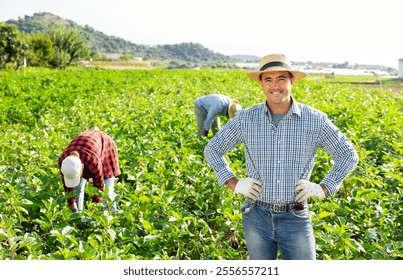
xmin=58 ymin=130 xmax=121 ymax=205
xmin=204 ymin=99 xmax=358 ymax=204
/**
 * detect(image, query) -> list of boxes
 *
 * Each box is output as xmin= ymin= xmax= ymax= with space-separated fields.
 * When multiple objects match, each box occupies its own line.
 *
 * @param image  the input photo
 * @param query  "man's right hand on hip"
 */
xmin=234 ymin=178 xmax=263 ymax=201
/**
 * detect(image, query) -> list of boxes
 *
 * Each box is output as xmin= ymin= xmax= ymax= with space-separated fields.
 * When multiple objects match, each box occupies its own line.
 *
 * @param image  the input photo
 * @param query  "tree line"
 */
xmin=0 ymin=22 xmax=234 ymax=71
xmin=1 ymin=11 xmax=234 ymax=70
xmin=0 ymin=22 xmax=89 ymax=70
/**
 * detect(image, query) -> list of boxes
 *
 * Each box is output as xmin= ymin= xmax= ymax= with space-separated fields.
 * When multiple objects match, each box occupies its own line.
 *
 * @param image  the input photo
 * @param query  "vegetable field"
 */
xmin=0 ymin=68 xmax=402 ymax=260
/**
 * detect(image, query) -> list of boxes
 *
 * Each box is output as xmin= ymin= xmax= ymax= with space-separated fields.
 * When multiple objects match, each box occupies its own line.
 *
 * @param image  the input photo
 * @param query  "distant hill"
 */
xmin=5 ymin=12 xmax=234 ymax=63
xmin=230 ymin=55 xmax=260 ymax=62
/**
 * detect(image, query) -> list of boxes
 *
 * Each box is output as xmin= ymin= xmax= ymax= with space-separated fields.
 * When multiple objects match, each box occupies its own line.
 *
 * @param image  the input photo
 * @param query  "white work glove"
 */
xmin=234 ymin=178 xmax=263 ymax=201
xmin=294 ymin=180 xmax=325 ymax=203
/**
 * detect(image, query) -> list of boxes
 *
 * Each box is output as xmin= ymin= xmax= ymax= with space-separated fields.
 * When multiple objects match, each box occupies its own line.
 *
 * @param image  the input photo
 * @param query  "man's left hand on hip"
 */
xmin=294 ymin=180 xmax=325 ymax=202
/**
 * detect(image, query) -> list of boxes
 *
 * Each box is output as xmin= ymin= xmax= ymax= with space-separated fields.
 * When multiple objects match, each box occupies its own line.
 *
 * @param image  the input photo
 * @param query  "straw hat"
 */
xmin=246 ymin=54 xmax=306 ymax=82
xmin=228 ymin=100 xmax=242 ymax=118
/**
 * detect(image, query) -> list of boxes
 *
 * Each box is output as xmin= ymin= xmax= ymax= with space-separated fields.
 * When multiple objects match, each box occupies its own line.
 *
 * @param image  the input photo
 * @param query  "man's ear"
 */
xmin=290 ymin=76 xmax=295 ymax=85
xmin=289 ymin=72 xmax=295 ymax=84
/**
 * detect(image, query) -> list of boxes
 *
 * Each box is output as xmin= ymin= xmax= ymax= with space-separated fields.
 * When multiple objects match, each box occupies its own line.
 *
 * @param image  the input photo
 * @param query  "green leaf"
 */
xmin=316 ymin=211 xmax=334 ymax=219
xmin=61 ymin=226 xmax=75 ymax=236
xmin=141 ymin=218 xmax=152 ymax=231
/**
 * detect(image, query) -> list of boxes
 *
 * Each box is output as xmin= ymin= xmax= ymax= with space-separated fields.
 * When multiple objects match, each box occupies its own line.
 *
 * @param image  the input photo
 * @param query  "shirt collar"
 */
xmin=262 ymin=97 xmax=301 ymax=118
xmin=289 ymin=98 xmax=301 ymax=118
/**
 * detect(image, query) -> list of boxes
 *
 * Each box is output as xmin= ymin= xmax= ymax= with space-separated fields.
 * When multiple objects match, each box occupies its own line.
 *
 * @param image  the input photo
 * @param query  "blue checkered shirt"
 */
xmin=204 ymin=100 xmax=359 ymax=204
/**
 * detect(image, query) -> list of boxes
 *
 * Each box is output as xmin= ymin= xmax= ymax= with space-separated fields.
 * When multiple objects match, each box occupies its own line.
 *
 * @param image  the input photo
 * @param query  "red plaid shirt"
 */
xmin=58 ymin=130 xmax=121 ymax=206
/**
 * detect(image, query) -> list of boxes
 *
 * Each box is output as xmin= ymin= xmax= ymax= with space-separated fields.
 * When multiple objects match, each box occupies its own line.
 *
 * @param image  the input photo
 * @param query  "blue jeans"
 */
xmin=241 ymin=200 xmax=316 ymax=260
xmin=74 ymin=176 xmax=117 ymax=212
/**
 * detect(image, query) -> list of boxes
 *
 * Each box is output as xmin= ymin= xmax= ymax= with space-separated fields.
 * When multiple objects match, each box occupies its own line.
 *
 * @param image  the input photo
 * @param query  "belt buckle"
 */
xmin=272 ymin=204 xmax=284 ymax=212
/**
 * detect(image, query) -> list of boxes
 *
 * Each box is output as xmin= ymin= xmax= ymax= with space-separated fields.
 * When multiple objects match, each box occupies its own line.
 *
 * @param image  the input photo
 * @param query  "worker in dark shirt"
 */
xmin=58 ymin=129 xmax=121 ymax=213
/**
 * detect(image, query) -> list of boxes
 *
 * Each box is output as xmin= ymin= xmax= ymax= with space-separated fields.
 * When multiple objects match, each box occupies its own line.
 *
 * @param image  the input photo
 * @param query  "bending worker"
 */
xmin=194 ymin=93 xmax=242 ymax=137
xmin=58 ymin=129 xmax=121 ymax=213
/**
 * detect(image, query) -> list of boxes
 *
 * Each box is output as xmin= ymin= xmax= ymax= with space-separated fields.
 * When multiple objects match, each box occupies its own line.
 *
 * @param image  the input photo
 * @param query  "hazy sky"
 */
xmin=1 ymin=0 xmax=401 ymax=68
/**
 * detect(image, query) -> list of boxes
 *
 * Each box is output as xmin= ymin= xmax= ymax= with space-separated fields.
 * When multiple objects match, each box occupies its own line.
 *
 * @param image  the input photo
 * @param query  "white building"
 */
xmin=399 ymin=58 xmax=403 ymax=79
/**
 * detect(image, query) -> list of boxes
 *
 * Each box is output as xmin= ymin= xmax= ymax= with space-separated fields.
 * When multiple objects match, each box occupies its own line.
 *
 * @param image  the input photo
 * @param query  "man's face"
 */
xmin=260 ymin=71 xmax=294 ymax=108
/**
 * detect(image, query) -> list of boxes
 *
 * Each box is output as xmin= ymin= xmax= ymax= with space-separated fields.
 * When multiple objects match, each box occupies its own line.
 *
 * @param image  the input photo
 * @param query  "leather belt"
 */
xmin=252 ymin=200 xmax=306 ymax=212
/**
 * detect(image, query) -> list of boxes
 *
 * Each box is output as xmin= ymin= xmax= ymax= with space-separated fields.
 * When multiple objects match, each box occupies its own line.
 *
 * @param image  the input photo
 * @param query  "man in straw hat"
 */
xmin=194 ymin=93 xmax=242 ymax=137
xmin=204 ymin=54 xmax=358 ymax=259
xmin=59 ymin=129 xmax=121 ymax=214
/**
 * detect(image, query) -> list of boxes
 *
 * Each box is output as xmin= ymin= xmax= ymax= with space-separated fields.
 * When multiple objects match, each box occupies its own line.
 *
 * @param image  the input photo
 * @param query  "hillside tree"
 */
xmin=0 ymin=23 xmax=27 ymax=70
xmin=25 ymin=33 xmax=54 ymax=67
xmin=46 ymin=24 xmax=89 ymax=68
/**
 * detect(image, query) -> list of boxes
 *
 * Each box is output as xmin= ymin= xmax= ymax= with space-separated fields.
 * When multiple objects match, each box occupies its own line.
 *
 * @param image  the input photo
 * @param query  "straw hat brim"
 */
xmin=246 ymin=68 xmax=306 ymax=82
xmin=228 ymin=100 xmax=242 ymax=119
